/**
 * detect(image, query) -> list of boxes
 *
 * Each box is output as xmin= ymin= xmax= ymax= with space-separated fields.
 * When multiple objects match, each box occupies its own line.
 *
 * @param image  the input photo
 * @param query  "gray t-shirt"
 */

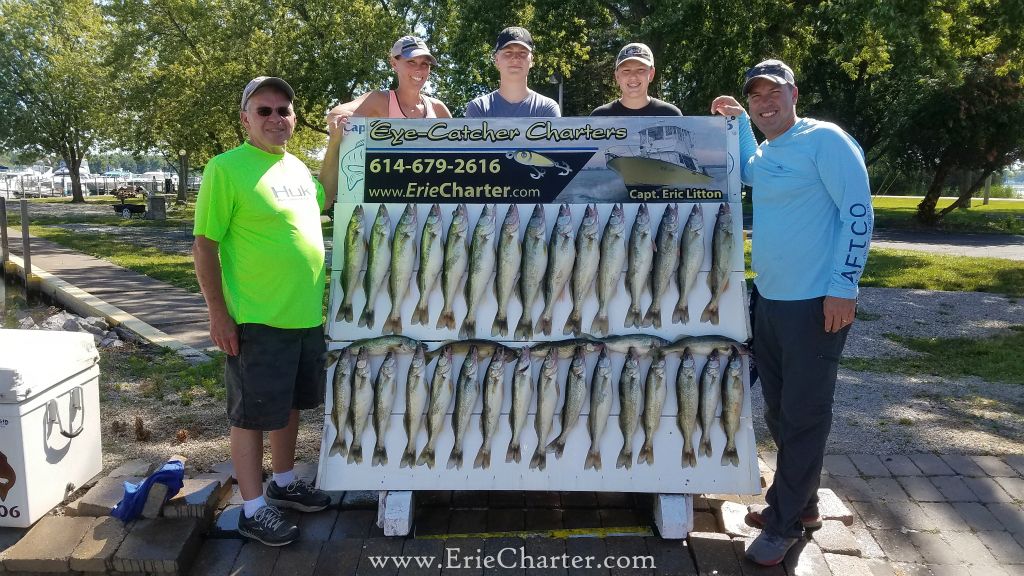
xmin=464 ymin=90 xmax=560 ymax=118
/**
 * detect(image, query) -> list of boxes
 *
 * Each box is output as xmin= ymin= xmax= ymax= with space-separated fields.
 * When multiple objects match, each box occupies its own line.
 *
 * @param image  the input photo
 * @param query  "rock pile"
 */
xmin=14 ymin=307 xmax=126 ymax=348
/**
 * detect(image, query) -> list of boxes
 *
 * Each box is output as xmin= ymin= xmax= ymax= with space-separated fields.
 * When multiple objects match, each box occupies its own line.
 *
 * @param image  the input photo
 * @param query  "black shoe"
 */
xmin=265 ymin=479 xmax=331 ymax=512
xmin=238 ymin=505 xmax=299 ymax=546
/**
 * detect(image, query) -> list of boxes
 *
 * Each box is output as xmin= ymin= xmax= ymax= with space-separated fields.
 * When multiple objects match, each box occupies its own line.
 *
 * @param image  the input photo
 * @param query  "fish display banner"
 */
xmin=337 ymin=116 xmax=742 ymax=205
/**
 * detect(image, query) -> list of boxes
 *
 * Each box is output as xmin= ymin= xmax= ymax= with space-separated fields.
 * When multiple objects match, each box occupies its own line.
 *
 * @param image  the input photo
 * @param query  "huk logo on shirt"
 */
xmin=0 ymin=451 xmax=17 ymax=502
xmin=271 ymin=184 xmax=314 ymax=202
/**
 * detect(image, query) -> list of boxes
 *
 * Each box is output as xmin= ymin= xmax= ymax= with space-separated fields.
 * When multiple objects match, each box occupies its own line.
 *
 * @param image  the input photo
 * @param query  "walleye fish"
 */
xmin=425 ymin=339 xmax=517 ymax=364
xmin=672 ymin=204 xmax=705 ymax=324
xmin=592 ymin=203 xmax=626 ymax=336
xmin=358 ymin=205 xmax=391 ymax=328
xmin=347 ymin=348 xmax=373 ymax=464
xmin=371 ymin=351 xmax=398 ymax=466
xmin=584 ymin=347 xmax=613 ymax=471
xmin=599 ymin=334 xmax=669 ymax=356
xmin=537 ymin=203 xmax=574 ymax=336
xmin=505 ymin=346 xmax=533 ymax=464
xmin=698 ymin=348 xmax=723 ymax=458
xmin=416 ymin=347 xmax=454 ymax=468
xmin=721 ymin=346 xmax=744 ymax=467
xmin=492 ymin=205 xmax=522 ymax=337
xmin=564 ymin=204 xmax=600 ymax=335
xmin=474 ymin=347 xmax=506 ymax=469
xmin=400 ymin=344 xmax=428 ymax=468
xmin=515 ymin=204 xmax=548 ymax=340
xmin=637 ymin=352 xmax=667 ymax=465
xmin=642 ymin=203 xmax=680 ymax=328
xmin=337 ymin=206 xmax=366 ymax=323
xmin=343 ymin=335 xmax=421 ymax=357
xmin=530 ymin=337 xmax=602 ymax=360
xmin=438 ymin=203 xmax=469 ymax=330
xmin=530 ymin=347 xmax=560 ymax=471
xmin=676 ymin=348 xmax=700 ymax=468
xmin=461 ymin=204 xmax=497 ymax=339
xmin=447 ymin=346 xmax=480 ymax=469
xmin=617 ymin=347 xmax=643 ymax=469
xmin=661 ymin=335 xmax=746 ymax=358
xmin=547 ymin=345 xmax=587 ymax=458
xmin=700 ymin=203 xmax=735 ymax=325
xmin=625 ymin=204 xmax=654 ymax=328
xmin=383 ymin=204 xmax=417 ymax=335
xmin=328 ymin=348 xmax=352 ymax=457
xmin=411 ymin=204 xmax=443 ymax=326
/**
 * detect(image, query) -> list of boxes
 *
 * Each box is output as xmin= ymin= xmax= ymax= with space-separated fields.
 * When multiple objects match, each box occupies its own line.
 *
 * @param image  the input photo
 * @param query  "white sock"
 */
xmin=243 ymin=496 xmax=267 ymax=518
xmin=272 ymin=469 xmax=295 ymax=487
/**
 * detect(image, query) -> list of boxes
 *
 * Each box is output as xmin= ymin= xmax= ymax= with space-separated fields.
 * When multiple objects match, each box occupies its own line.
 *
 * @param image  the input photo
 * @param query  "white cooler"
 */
xmin=0 ymin=329 xmax=102 ymax=527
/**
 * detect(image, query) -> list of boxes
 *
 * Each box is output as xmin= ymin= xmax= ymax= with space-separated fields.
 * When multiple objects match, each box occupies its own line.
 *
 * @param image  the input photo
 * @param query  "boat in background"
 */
xmin=605 ymin=125 xmax=713 ymax=188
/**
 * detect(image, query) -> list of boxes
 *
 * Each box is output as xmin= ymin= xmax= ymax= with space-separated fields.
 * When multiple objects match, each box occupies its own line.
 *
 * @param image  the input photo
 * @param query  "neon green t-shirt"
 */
xmin=193 ymin=142 xmax=326 ymax=328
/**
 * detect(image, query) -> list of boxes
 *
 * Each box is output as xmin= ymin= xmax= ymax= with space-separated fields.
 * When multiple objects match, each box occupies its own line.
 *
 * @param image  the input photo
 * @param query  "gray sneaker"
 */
xmin=237 ymin=505 xmax=299 ymax=547
xmin=265 ymin=478 xmax=331 ymax=512
xmin=745 ymin=531 xmax=799 ymax=566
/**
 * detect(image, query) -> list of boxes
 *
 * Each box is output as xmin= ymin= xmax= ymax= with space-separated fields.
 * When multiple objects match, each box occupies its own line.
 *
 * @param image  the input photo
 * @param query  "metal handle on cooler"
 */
xmin=46 ymin=386 xmax=85 ymax=439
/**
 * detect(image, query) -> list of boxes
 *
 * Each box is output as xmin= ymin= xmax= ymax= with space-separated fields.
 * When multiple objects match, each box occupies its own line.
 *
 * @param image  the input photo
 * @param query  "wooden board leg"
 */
xmin=653 ymin=493 xmax=693 ymax=539
xmin=377 ymin=490 xmax=414 ymax=536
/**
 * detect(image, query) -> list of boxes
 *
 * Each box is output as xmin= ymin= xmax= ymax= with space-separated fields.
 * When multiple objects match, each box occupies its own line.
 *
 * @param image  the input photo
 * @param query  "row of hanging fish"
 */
xmin=336 ymin=202 xmax=736 ymax=338
xmin=326 ymin=334 xmax=746 ymax=471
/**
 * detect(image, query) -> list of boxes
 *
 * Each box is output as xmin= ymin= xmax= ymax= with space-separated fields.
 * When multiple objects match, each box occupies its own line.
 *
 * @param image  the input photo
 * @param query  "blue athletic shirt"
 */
xmin=737 ymin=113 xmax=873 ymax=300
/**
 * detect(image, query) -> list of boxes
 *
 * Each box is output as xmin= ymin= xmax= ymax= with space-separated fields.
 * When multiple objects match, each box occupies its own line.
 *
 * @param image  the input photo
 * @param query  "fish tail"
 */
xmin=436 ymin=308 xmax=455 ymax=330
xmin=399 ymin=447 xmax=416 ymax=469
xmin=545 ymin=436 xmax=566 ymax=458
xmin=514 ymin=314 xmax=533 ymax=340
xmin=329 ymin=435 xmax=348 ymax=458
xmin=372 ymin=445 xmax=388 ymax=467
xmin=700 ymin=300 xmax=718 ymax=324
xmin=381 ymin=314 xmax=401 ymax=336
xmin=562 ymin=310 xmax=580 ymax=336
xmin=637 ymin=441 xmax=654 ymax=466
xmin=584 ymin=449 xmax=602 ymax=471
xmin=721 ymin=442 xmax=738 ymax=467
xmin=347 ymin=444 xmax=362 ymax=464
xmin=699 ymin=436 xmax=713 ymax=458
xmin=459 ymin=317 xmax=475 ymax=339
xmin=672 ymin=301 xmax=689 ymax=324
xmin=591 ymin=314 xmax=608 ymax=337
xmin=529 ymin=449 xmax=547 ymax=471
xmin=335 ymin=303 xmax=348 ymax=323
xmin=624 ymin=304 xmax=641 ymax=328
xmin=641 ymin=304 xmax=660 ymax=328
xmin=357 ymin=304 xmax=374 ymax=328
xmin=491 ymin=314 xmax=507 ymax=337
xmin=416 ymin=447 xmax=435 ymax=469
xmin=446 ymin=448 xmax=463 ymax=470
xmin=473 ymin=448 xmax=491 ymax=470
xmin=505 ymin=442 xmax=521 ymax=464
xmin=616 ymin=447 xmax=633 ymax=469
xmin=683 ymin=444 xmax=696 ymax=468
xmin=411 ymin=302 xmax=428 ymax=326
xmin=535 ymin=313 xmax=552 ymax=336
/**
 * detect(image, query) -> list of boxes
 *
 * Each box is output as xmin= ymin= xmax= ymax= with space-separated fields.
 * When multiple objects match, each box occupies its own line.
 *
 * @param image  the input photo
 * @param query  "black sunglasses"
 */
xmin=745 ymin=64 xmax=789 ymax=79
xmin=252 ymin=106 xmax=293 ymax=118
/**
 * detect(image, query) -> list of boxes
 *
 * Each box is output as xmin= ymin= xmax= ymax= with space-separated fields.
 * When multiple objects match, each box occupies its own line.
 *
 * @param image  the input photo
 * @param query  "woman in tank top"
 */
xmin=327 ymin=35 xmax=451 ymax=120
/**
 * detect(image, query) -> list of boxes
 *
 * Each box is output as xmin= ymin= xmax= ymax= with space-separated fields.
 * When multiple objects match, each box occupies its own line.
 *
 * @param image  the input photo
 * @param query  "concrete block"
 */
xmin=784 ymin=539 xmax=832 ymax=576
xmin=908 ymin=532 xmax=961 ymax=566
xmin=212 ymin=505 xmax=241 ymax=536
xmin=993 ymin=476 xmax=1024 ymax=501
xmin=823 ymin=552 xmax=873 ymax=575
xmin=1003 ymin=455 xmax=1024 ymax=477
xmin=897 ymin=476 xmax=945 ymax=502
xmin=69 ymin=516 xmax=129 ymax=572
xmin=985 ymin=502 xmax=1024 ymax=533
xmin=377 ymin=490 xmax=413 ymax=537
xmin=719 ymin=501 xmax=757 ymax=538
xmin=812 ymin=520 xmax=861 ymax=556
xmin=817 ymin=489 xmax=855 ymax=526
xmin=652 ymin=494 xmax=692 ymax=539
xmin=889 ymin=562 xmax=932 ymax=576
xmin=940 ymin=531 xmax=999 ymax=567
xmin=931 ymin=476 xmax=979 ymax=502
xmin=193 ymin=472 xmax=233 ymax=501
xmin=189 ymin=539 xmax=243 ymax=576
xmin=693 ymin=511 xmax=718 ymax=532
xmin=112 ymin=518 xmax=203 ymax=574
xmin=163 ymin=478 xmax=221 ymax=522
xmin=339 ymin=490 xmax=377 ymax=509
xmin=864 ymin=558 xmax=896 ymax=576
xmin=866 ymin=477 xmax=910 ymax=501
xmin=107 ymin=459 xmax=157 ymax=478
xmin=970 ymin=456 xmax=1017 ymax=478
xmin=72 ymin=476 xmax=144 ymax=517
xmin=908 ymin=454 xmax=956 ymax=476
xmin=870 ymin=529 xmax=923 ymax=563
xmin=849 ymin=526 xmax=886 ymax=559
xmin=823 ymin=455 xmax=859 ymax=477
xmin=963 ymin=477 xmax=1013 ymax=503
xmin=2 ymin=516 xmax=94 ymax=573
xmin=834 ymin=476 xmax=874 ymax=502
xmin=918 ymin=502 xmax=968 ymax=531
xmin=210 ymin=460 xmax=235 ymax=479
xmin=975 ymin=530 xmax=1024 ymax=564
xmin=881 ymin=456 xmax=923 ymax=476
xmin=141 ymin=482 xmax=169 ymax=519
xmin=952 ymin=502 xmax=1005 ymax=531
xmin=939 ymin=455 xmax=986 ymax=477
xmin=850 ymin=454 xmax=892 ymax=477
xmin=688 ymin=532 xmax=742 ymax=576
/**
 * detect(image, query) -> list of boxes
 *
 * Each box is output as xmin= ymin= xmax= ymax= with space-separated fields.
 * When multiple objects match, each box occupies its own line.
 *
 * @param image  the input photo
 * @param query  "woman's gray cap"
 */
xmin=391 ymin=36 xmax=437 ymax=64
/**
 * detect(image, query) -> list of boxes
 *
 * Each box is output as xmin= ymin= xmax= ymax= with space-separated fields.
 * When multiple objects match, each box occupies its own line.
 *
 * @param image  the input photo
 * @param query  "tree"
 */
xmin=0 ymin=0 xmax=114 ymax=202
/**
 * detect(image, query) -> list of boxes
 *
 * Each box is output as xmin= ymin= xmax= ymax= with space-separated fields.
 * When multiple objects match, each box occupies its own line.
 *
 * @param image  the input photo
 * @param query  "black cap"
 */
xmin=742 ymin=59 xmax=796 ymax=95
xmin=494 ymin=27 xmax=534 ymax=53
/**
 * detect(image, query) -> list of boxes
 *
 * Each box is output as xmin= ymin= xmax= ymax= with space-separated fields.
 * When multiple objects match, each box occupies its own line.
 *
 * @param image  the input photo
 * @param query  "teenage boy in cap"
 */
xmin=194 ymin=76 xmax=337 ymax=547
xmin=591 ymin=43 xmax=681 ymax=116
xmin=711 ymin=59 xmax=873 ymax=566
xmin=465 ymin=26 xmax=560 ymax=118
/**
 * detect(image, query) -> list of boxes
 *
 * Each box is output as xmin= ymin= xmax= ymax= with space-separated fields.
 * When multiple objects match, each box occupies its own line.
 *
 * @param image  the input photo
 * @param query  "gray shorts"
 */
xmin=225 ymin=323 xmax=326 ymax=431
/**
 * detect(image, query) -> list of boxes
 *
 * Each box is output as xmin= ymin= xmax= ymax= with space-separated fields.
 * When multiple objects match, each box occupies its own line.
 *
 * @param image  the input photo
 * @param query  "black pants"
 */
xmin=754 ymin=292 xmax=850 ymax=538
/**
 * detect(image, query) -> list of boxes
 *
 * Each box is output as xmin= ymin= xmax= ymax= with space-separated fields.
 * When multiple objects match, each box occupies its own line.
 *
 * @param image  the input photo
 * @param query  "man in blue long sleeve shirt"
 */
xmin=711 ymin=59 xmax=873 ymax=566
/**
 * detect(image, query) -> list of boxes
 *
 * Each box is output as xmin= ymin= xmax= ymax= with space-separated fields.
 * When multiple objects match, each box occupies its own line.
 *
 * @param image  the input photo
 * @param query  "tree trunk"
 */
xmin=915 ymin=161 xmax=952 ymax=226
xmin=68 ymin=155 xmax=85 ymax=203
xmin=937 ymin=168 xmax=994 ymax=219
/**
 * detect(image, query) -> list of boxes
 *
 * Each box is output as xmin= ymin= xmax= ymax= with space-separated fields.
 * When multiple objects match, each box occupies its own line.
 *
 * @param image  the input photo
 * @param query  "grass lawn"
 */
xmin=843 ymin=326 xmax=1024 ymax=385
xmin=872 ymin=196 xmax=1024 ymax=234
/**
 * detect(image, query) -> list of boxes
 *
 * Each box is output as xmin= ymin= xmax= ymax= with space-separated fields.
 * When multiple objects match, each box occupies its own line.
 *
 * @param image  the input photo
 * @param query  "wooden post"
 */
xmin=20 ymin=199 xmax=30 ymax=284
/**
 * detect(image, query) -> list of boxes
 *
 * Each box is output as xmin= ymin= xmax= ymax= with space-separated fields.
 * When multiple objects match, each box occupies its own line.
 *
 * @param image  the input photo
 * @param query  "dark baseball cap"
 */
xmin=391 ymin=35 xmax=437 ymax=64
xmin=240 ymin=76 xmax=294 ymax=111
xmin=742 ymin=59 xmax=796 ymax=94
xmin=494 ymin=27 xmax=534 ymax=53
xmin=616 ymin=43 xmax=654 ymax=68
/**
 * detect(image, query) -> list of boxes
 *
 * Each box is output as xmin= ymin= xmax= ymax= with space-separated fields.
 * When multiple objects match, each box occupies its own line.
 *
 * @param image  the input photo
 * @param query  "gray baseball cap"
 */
xmin=240 ymin=76 xmax=294 ymax=111
xmin=391 ymin=36 xmax=437 ymax=64
xmin=742 ymin=59 xmax=796 ymax=94
xmin=616 ymin=43 xmax=654 ymax=68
